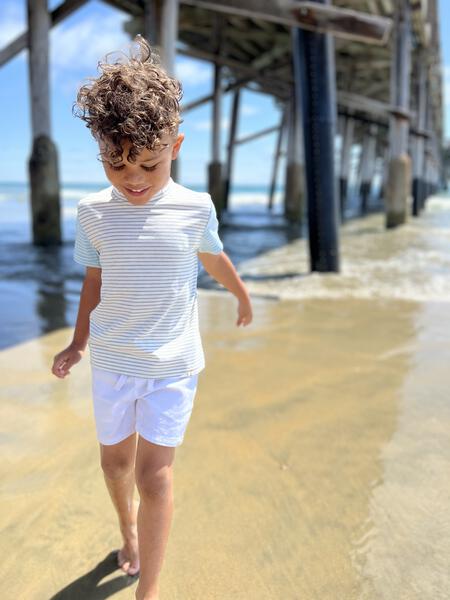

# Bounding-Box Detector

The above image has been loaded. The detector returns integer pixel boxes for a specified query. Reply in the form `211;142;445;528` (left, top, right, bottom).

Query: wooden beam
181;78;247;113
101;0;144;17
235;124;280;146
180;0;392;45
177;46;291;94
337;90;416;121
291;2;392;45
0;0;88;67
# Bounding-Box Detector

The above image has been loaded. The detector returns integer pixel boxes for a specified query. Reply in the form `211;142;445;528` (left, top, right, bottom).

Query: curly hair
72;34;183;164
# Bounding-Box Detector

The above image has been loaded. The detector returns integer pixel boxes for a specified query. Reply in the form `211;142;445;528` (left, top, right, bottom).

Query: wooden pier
0;0;444;272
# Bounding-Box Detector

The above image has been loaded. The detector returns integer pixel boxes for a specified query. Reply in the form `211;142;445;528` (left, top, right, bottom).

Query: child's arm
51;266;102;378
198;251;252;326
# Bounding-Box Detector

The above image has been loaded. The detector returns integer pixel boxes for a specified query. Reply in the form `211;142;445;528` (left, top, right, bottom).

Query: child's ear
171;133;184;160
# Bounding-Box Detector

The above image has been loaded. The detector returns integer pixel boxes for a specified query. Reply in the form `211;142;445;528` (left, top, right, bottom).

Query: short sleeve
74;207;101;267
198;197;224;254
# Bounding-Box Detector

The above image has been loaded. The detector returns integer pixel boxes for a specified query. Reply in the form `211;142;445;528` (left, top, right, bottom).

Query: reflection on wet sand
2;196;450;598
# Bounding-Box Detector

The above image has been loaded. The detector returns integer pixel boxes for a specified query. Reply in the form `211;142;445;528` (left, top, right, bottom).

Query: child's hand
51;343;84;378
236;295;253;327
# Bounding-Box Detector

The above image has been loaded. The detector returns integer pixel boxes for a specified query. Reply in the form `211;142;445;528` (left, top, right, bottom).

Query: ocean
0;179;436;351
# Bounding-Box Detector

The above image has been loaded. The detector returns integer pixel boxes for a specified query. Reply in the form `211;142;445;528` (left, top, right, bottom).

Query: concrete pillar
359;125;378;214
385;0;412;228
412;48;427;217
27;0;61;246
283;94;305;226
160;0;178;75
339;115;354;220
162;0;180;181
223;88;241;211
293;6;340;273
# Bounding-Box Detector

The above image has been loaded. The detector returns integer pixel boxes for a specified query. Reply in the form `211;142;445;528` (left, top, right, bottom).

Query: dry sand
2;286;450;599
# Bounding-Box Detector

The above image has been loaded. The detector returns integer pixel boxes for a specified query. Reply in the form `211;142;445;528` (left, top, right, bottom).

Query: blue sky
0;0;449;186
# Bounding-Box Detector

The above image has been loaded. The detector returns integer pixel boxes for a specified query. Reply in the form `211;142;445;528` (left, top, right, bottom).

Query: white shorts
90;367;199;447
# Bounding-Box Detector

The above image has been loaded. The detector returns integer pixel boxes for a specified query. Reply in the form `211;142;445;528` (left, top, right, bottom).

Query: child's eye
142;165;158;172
110;164;125;171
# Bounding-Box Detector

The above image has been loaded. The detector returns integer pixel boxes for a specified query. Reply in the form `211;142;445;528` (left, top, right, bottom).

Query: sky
0;0;449;186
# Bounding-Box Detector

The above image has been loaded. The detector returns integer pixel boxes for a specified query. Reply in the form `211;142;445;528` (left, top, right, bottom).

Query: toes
127;563;140;576
117;549;131;572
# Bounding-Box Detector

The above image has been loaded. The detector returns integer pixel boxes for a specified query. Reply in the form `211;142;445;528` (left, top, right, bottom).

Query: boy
51;35;252;600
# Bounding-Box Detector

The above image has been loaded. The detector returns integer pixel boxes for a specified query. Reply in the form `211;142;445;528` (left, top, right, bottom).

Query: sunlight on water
238;195;450;302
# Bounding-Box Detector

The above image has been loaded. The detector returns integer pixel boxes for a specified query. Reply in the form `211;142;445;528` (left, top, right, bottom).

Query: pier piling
293;5;340;273
27;0;61;246
385;0;412;228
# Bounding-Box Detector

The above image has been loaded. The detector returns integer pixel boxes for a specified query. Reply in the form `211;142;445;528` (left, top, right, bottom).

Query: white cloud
192;117;230;131
241;104;260;116
0;2;25;51
50;11;130;74
175;59;212;86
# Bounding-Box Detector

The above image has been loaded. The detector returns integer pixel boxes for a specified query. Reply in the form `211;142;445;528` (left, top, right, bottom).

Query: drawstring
113;373;156;393
113;373;128;391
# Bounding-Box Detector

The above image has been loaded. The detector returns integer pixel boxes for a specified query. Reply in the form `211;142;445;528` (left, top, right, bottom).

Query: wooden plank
180;0;392;45
101;0;144;17
0;0;88;67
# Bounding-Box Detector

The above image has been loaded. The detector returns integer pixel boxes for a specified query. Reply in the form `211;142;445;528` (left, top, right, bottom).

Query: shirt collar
111;177;174;205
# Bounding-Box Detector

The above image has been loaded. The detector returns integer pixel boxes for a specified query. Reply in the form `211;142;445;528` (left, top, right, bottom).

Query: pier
0;0;444;268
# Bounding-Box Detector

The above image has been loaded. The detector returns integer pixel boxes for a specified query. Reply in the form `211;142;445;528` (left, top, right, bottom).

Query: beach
1;193;450;598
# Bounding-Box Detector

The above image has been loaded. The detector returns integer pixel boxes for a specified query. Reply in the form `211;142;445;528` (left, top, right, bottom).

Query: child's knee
135;467;173;501
100;436;136;479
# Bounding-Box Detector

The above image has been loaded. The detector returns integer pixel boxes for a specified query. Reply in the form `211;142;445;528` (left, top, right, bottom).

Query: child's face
99;131;184;205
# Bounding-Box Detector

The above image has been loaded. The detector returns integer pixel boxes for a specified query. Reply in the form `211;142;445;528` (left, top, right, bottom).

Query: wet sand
2;201;450;599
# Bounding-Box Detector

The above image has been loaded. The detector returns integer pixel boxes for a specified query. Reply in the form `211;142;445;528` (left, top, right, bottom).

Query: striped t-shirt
74;176;223;378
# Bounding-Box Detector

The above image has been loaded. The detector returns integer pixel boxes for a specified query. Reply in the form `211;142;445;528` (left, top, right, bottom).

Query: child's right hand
51;343;84;379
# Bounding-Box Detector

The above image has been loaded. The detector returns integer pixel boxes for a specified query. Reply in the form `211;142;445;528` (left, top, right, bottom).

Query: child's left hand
236;295;253;327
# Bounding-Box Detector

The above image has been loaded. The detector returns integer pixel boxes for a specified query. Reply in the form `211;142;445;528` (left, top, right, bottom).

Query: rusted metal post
293;0;340;272
385;0;412;228
27;0;61;246
223;88;241;211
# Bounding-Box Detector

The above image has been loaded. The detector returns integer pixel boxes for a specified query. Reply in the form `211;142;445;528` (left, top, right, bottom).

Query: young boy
51;35;252;600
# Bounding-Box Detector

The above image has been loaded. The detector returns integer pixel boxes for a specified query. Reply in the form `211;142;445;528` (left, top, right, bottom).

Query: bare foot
135;584;159;600
117;499;140;576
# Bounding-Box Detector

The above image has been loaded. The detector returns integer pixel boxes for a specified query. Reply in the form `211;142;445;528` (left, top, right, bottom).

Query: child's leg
134;435;176;600
100;432;140;575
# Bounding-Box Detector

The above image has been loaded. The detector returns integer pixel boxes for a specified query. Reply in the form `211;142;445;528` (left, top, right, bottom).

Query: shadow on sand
49;550;138;600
